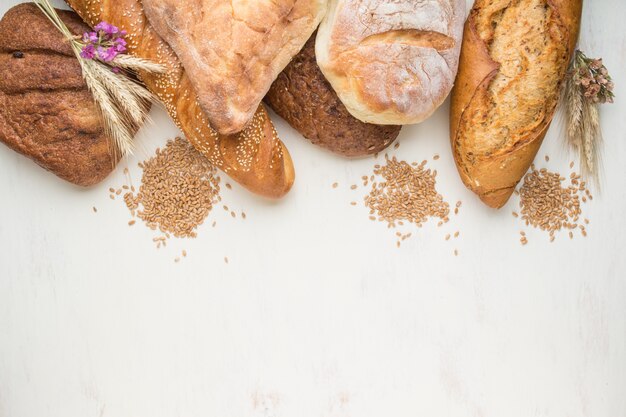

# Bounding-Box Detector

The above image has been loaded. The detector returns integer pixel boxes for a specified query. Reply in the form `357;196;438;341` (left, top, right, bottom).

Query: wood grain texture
0;2;625;417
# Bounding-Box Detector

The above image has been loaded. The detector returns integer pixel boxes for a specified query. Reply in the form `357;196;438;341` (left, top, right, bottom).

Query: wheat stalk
80;59;141;157
35;0;164;158
581;102;602;183
111;54;166;74
565;72;583;151
562;50;612;189
88;62;152;125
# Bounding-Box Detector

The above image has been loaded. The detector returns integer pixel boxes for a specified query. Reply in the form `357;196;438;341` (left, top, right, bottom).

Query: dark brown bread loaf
0;3;125;187
265;33;401;158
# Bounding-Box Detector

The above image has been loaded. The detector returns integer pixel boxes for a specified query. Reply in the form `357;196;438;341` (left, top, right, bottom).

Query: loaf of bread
450;0;583;208
265;33;401;157
66;0;295;199
316;0;465;125
0;4;123;186
142;0;327;136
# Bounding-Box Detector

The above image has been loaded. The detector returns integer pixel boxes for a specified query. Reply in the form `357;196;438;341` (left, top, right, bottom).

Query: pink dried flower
584;83;601;99
79;21;128;69
80;43;96;59
114;37;127;53
83;31;98;43
94;21;121;36
572;50;615;105
96;46;116;62
589;59;603;70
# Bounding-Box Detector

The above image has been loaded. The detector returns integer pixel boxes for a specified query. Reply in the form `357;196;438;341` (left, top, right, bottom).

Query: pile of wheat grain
516;164;591;243
364;155;450;229
122;137;221;238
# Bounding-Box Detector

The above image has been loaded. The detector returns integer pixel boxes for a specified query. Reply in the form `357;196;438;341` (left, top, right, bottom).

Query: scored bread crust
0;4;120;187
316;0;465;126
450;0;583;208
142;0;327;136
65;0;295;199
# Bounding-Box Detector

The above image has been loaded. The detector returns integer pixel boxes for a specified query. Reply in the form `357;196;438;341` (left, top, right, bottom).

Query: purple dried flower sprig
35;0;165;158
79;22;127;67
72;21;164;74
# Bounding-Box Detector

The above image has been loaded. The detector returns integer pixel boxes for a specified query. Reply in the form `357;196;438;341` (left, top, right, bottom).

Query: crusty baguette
450;0;583;208
66;0;295;199
265;33;401;157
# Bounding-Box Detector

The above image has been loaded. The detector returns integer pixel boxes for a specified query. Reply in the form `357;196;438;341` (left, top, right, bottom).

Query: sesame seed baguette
65;0;295;199
450;0;582;208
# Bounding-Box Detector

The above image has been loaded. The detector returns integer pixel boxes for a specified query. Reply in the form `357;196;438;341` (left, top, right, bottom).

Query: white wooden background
1;1;625;416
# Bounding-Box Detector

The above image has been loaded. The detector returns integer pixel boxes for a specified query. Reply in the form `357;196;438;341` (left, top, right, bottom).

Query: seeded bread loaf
0;4;120;186
265;33;401;157
450;0;583;208
66;0;295;199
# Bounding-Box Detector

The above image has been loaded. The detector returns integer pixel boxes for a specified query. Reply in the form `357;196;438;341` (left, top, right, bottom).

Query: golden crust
142;0;327;135
66;0;295;199
450;0;583;208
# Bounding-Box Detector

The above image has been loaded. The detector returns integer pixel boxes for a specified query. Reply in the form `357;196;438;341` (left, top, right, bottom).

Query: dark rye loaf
265;33;401;158
0;3;128;186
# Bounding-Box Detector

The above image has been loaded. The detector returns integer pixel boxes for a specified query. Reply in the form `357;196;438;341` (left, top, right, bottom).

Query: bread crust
265;33;401;157
450;0;582;208
316;0;465;125
66;0;295;199
142;0;327;135
0;4;120;186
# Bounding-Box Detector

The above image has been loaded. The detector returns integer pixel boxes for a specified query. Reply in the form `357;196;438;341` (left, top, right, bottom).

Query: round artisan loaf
265;33;401;157
316;0;465;125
